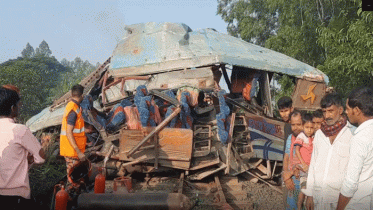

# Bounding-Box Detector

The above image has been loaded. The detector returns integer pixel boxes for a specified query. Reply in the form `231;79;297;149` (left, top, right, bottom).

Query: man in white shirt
0;87;45;210
336;87;373;210
304;93;354;209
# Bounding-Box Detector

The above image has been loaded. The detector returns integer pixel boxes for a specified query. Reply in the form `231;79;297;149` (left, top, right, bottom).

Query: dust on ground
104;173;284;210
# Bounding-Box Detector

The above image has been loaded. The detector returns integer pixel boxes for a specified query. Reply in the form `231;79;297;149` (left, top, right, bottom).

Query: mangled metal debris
26;22;330;209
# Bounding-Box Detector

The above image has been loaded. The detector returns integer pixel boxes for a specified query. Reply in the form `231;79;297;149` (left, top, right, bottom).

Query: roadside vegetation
0;40;98;122
217;0;373;97
0;42;98;208
29;133;65;209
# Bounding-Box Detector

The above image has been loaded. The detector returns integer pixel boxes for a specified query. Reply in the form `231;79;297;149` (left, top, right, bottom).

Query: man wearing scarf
303;93;354;209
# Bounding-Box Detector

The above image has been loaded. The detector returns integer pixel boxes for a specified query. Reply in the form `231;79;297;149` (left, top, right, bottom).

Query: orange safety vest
60;101;86;157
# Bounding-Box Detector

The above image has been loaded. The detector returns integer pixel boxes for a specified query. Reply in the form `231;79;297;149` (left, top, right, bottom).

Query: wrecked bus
26;22;329;209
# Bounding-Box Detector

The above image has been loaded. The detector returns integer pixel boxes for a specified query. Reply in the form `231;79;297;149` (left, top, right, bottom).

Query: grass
29;133;66;209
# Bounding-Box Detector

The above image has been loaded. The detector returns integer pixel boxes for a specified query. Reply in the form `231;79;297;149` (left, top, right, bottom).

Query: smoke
84;3;126;42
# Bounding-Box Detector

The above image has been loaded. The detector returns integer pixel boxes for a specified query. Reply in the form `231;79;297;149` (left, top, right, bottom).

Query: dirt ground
104;173;284;210
239;179;283;210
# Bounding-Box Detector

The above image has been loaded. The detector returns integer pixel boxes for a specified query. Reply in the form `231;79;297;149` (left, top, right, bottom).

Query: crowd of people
280;87;373;210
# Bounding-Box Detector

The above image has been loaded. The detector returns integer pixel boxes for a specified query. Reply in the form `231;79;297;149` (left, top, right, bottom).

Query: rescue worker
60;84;87;184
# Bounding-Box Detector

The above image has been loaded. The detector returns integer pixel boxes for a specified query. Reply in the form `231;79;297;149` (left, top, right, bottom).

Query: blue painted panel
109;22;329;84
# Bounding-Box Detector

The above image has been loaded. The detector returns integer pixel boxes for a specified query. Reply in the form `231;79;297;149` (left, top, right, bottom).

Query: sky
0;0;227;65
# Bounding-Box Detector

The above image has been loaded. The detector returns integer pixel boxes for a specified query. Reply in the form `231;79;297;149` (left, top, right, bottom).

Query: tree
49;57;96;101
60;58;70;67
35;40;52;57
217;0;371;97
21;43;35;58
217;0;278;46
0;56;68;121
317;1;372;95
1;43;98;122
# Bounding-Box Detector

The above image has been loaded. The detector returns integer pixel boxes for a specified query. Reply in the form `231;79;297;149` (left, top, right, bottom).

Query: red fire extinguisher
94;167;105;194
55;185;69;210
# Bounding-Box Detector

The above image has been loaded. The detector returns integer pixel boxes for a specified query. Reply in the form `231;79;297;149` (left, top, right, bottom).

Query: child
312;109;324;131
294;113;315;210
277;96;294;123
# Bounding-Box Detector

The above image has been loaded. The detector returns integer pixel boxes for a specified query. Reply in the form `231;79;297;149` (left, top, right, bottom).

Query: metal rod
177;173;185;194
272;161;277;179
154;135;159;169
101;71;109;104
127;107;182;157
77;193;192;210
267;160;272;179
121;157;152;167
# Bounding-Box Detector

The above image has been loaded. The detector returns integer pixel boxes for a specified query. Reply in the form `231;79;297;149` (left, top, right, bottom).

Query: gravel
240;180;283;210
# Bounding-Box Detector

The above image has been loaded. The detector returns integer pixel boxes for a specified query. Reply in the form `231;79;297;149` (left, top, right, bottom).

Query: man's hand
336;193;352;210
306;196;314;210
301;164;309;173
283;170;295;191
27;152;34;165
284;178;295;191
296;164;309;173
283;170;292;180
293;167;300;179
77;150;87;162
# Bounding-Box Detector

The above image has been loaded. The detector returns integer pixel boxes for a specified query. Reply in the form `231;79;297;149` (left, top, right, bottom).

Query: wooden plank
241;172;259;183
119;128;193;170
225;112;236;174
257;164;269;175
178;173;184;194
266;160;272;178
214;175;234;210
214;175;225;202
231;146;249;171
218;145;244;176
245;171;283;194
188;163;226;181
248;158;263;169
189;152;220;171
126;107;181;157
